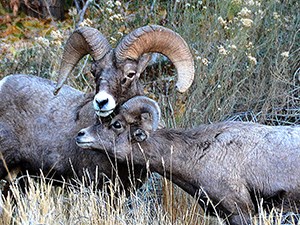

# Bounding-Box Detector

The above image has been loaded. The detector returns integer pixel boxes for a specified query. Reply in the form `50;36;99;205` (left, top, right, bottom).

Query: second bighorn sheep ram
54;25;194;117
76;96;300;225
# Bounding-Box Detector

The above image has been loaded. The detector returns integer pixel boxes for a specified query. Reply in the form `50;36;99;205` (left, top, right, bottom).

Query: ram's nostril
97;98;109;109
77;131;85;137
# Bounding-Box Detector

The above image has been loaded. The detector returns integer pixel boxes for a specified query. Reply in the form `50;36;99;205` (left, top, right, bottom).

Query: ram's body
0;74;145;190
76;96;300;225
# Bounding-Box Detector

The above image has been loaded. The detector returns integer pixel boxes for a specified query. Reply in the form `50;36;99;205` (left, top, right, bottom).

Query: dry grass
0;172;207;225
0;0;299;224
1;172;299;225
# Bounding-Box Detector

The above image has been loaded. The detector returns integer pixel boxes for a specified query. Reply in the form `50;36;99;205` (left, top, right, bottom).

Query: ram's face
92;53;144;117
76;117;132;161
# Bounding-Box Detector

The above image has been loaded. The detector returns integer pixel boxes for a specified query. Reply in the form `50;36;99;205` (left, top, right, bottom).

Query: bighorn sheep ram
0;74;145;191
53;24;194;117
76;96;300;225
0;25;194;190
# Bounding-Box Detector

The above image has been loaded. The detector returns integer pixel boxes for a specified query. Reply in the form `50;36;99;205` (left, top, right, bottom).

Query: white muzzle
93;91;116;117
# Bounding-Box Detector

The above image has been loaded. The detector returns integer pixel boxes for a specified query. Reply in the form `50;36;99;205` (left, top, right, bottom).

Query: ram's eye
112;121;122;129
127;71;136;79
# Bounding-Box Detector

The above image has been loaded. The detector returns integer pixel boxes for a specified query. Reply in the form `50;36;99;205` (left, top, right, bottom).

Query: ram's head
54;25;194;117
76;96;161;160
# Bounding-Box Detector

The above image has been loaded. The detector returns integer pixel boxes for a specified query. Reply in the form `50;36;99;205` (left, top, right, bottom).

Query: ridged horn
115;25;194;93
54;27;112;95
121;96;161;131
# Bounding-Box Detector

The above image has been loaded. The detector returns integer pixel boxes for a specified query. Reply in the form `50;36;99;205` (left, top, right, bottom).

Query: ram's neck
75;93;96;126
134;128;210;195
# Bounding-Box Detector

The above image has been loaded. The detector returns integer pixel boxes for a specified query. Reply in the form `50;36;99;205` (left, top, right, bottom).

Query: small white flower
238;7;251;18
106;8;113;14
241;18;253;28
51;30;63;40
196;56;202;61
79;18;93;27
218;16;227;26
248;55;257;65
35;37;50;47
115;1;121;6
280;51;289;58
117;31;123;37
109;14;124;21
273;12;280;20
68;7;77;17
106;0;114;7
229;44;237;50
245;0;254;5
257;9;264;17
246;42;253;49
110;37;117;44
202;58;210;66
218;45;227;55
51;40;62;46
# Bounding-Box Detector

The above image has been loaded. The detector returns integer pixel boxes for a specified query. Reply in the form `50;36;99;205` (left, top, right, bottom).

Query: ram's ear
136;53;152;77
132;128;148;142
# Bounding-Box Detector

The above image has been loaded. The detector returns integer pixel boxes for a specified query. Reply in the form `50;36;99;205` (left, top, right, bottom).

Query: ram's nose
95;98;109;109
76;129;86;143
77;129;86;137
93;91;116;117
76;128;93;148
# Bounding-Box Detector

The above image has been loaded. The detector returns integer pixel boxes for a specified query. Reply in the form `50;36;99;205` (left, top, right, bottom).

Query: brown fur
91;52;148;105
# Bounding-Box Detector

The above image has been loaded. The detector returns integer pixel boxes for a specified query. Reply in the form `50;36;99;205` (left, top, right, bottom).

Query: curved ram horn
115;25;195;93
121;96;161;131
54;27;112;95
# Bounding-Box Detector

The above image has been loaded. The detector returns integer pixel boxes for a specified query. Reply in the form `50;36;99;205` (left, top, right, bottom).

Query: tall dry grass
1;171;299;225
0;0;299;224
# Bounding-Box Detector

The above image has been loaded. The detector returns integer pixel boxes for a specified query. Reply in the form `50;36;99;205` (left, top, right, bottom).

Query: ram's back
0;74;91;176
196;122;300;202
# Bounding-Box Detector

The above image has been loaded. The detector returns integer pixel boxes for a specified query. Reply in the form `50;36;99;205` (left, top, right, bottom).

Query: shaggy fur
77;99;300;225
0;74;145;191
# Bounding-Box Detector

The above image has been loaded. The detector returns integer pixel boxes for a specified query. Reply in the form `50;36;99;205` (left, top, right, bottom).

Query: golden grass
1;172;299;225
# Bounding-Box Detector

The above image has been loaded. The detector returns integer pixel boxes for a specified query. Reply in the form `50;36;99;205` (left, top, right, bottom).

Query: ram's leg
228;213;251;225
0;122;21;196
0;160;8;181
4;167;20;182
221;184;255;225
